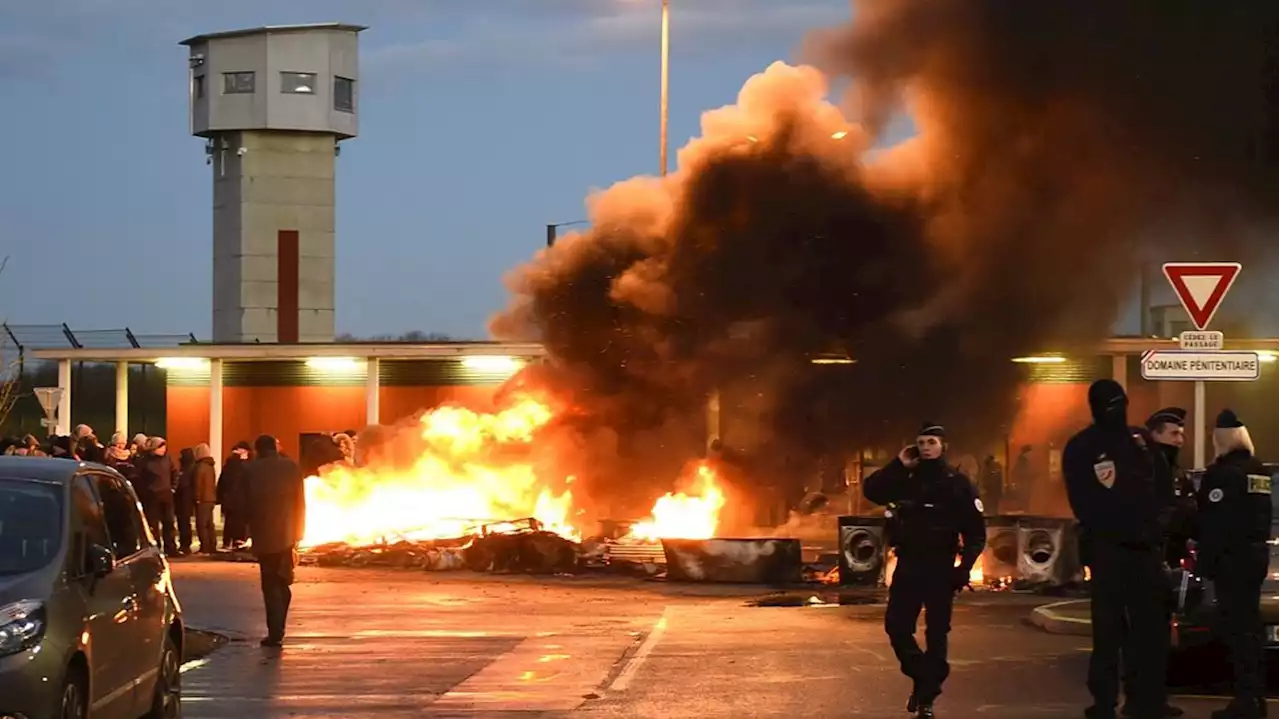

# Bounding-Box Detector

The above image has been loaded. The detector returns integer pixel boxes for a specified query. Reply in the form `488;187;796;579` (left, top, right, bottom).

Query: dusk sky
0;0;858;340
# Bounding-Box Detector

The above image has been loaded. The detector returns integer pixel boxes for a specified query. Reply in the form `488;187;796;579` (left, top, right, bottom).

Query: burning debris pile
296;399;732;576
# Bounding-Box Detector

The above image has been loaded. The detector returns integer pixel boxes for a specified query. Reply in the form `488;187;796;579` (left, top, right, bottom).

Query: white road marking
609;607;669;692
179;658;209;674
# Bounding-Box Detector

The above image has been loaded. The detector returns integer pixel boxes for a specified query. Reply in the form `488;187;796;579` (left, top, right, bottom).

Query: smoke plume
491;0;1276;509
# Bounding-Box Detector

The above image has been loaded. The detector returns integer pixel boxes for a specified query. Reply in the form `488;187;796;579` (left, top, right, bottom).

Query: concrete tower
182;23;364;343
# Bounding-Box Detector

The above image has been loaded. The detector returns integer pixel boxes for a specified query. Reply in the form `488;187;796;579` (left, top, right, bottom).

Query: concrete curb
1027;599;1093;636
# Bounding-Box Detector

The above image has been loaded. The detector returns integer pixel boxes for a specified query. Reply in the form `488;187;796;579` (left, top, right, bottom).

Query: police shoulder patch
974;498;984;513
1208;488;1225;503
1246;474;1272;495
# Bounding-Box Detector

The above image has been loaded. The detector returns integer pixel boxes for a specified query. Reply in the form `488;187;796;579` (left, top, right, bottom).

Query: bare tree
0;256;18;429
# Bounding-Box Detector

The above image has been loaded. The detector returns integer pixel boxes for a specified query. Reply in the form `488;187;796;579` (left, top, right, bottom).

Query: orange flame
300;395;578;547
626;463;727;541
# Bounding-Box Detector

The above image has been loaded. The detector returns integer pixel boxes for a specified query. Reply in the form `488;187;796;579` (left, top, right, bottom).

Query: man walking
863;422;986;718
1196;410;1271;719
245;435;307;647
1063;380;1176;719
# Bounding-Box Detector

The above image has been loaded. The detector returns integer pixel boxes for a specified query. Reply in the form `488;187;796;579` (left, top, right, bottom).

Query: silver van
0;457;184;719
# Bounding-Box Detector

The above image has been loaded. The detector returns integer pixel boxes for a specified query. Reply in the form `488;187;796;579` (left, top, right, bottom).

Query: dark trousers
258;550;297;641
885;560;955;702
175;501;195;552
1215;545;1269;707
143;499;178;555
221;510;248;547
1087;542;1169;717
196;503;217;552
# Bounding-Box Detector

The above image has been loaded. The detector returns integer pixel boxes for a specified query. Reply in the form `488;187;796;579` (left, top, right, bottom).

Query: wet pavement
172;561;1279;718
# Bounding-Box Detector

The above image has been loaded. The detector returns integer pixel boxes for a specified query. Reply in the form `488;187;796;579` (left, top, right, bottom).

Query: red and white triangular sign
1161;262;1241;331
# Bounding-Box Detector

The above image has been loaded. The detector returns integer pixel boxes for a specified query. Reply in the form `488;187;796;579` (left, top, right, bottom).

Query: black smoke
491;0;1277;509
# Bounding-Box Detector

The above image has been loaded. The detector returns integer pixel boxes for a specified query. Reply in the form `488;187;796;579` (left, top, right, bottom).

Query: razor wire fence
1;323;200;438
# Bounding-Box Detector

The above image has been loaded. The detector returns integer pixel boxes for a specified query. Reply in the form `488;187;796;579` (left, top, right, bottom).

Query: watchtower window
193;74;205;99
223;71;255;94
334;76;355;112
281;72;317;94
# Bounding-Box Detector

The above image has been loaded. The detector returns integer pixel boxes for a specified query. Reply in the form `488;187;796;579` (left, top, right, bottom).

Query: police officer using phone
1196;410;1272;719
1064;380;1176;719
864;422;986;719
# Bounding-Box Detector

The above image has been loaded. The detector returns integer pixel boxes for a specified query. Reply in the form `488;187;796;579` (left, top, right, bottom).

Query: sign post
1145;262;1250;468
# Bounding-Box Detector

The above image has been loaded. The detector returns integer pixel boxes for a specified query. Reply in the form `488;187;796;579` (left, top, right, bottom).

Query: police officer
1196;410;1271;719
1118;408;1191;718
1146;407;1193;569
864;422;985;719
1063;380;1175;719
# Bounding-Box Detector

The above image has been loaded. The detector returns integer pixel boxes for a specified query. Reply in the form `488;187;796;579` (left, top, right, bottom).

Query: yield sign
1161;262;1241;331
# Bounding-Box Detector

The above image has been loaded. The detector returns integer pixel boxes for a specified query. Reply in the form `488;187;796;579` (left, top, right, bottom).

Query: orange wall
165;385;502;459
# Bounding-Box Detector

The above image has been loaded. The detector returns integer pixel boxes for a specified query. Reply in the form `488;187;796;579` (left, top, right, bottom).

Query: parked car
0;457;184;719
1168;462;1279;684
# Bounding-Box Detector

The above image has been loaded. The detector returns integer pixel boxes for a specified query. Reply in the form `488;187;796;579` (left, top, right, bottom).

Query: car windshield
0;478;63;576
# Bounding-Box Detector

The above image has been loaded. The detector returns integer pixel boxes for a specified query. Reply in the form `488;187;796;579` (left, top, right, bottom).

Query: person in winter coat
245;434;307;646
104;432;138;488
217;441;252;549
136;437;179;554
191;443;219;553
174;447;197;554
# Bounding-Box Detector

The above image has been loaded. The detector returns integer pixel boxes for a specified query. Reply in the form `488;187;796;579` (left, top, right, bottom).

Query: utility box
181;23;365;344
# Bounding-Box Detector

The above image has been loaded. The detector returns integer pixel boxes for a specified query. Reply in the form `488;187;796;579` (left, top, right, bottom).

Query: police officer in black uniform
864;422;986;719
1063;379;1176;719
1146;407;1193;569
1196;409;1272;719
1118;408;1191;718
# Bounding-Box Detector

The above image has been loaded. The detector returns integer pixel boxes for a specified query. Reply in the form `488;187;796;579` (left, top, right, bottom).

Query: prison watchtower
182;23;365;343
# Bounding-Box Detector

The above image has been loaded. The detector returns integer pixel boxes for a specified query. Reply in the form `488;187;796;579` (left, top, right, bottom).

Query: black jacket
1063;424;1170;548
217;456;249;514
1195;449;1273;578
245;453;307;556
864;457;986;571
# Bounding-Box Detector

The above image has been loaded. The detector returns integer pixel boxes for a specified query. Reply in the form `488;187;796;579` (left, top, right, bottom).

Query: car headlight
0;600;46;657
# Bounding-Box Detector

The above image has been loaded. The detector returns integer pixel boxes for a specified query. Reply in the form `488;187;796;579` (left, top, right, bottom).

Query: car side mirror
87;544;115;578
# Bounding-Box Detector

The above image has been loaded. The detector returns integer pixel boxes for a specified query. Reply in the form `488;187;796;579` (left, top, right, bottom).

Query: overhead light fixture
305;357;363;372
461;355;526;373
830;130;849;140
155;357;209;370
1011;355;1067;364
811;357;855;365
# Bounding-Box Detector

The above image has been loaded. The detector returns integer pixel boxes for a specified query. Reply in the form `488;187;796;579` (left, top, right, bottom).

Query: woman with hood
217;441;252;549
104;432;139;487
191;443;219;553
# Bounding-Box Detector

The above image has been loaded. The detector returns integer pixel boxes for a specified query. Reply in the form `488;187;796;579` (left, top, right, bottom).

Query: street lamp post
659;0;670;177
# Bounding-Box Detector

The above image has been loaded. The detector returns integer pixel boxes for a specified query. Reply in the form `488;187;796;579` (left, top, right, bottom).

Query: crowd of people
1;424;342;648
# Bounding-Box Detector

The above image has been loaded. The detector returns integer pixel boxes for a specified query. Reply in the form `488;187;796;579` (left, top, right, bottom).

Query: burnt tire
57;664;87;719
144;631;182;718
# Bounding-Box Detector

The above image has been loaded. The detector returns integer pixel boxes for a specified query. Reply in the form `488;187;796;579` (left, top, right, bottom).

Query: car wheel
58;666;87;719
144;632;182;718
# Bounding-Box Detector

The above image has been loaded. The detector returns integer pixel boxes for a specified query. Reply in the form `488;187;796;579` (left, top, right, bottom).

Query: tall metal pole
659;0;670;177
1193;379;1206;469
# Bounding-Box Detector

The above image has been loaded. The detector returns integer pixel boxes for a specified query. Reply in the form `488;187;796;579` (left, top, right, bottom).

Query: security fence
1;323;200;438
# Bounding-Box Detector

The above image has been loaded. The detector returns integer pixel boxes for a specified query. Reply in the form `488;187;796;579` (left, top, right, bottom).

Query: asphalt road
172;561;1279;718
